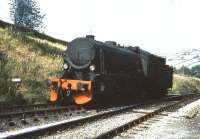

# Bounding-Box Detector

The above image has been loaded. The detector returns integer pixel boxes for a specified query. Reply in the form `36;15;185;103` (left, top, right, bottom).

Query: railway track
0;95;181;121
0;103;57;113
0;105;85;132
0;101;158;139
0;105;82;119
45;96;198;139
95;94;200;139
0;94;195;139
96;105;179;138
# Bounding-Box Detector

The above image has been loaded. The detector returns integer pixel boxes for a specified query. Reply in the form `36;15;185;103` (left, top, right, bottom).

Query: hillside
0;28;65;105
0;19;68;45
161;49;200;68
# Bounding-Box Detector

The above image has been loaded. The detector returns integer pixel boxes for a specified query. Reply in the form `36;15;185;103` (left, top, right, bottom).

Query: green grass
0;28;64;105
172;74;200;95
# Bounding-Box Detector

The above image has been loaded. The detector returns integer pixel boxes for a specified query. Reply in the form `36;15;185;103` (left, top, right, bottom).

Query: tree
177;66;191;76
191;65;200;78
10;0;45;35
175;64;200;78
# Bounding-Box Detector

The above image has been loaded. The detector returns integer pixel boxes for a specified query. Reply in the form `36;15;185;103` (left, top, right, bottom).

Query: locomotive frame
49;35;173;105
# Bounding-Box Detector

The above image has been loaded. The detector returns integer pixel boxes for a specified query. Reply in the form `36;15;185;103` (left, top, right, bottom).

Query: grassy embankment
172;74;200;95
0;28;65;105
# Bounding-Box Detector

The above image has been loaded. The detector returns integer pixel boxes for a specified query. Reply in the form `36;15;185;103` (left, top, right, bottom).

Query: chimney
86;35;95;40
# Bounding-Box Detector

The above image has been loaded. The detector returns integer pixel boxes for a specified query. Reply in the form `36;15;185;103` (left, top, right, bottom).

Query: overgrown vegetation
172;74;200;95
0;28;64;105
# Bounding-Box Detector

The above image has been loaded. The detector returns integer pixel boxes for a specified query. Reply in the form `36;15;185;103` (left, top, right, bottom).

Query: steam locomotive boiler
49;35;173;105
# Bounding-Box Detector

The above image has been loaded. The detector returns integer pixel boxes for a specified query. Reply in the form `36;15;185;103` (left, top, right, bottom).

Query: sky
0;0;200;54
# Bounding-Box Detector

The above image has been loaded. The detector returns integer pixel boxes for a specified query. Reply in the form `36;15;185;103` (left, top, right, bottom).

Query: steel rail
94;95;200;139
0;101;154;139
1;94;198;139
0;105;81;119
0;103;56;113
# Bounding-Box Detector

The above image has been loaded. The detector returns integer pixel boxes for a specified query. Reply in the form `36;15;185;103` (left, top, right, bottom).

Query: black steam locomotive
49;35;173;105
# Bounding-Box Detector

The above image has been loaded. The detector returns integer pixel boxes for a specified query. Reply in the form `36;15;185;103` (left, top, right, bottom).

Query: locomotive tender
49;35;173;105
